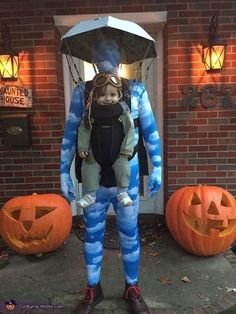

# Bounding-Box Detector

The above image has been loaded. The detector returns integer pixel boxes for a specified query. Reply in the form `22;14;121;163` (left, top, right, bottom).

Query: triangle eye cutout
221;193;231;207
35;206;56;219
207;201;219;215
190;192;201;206
10;208;21;221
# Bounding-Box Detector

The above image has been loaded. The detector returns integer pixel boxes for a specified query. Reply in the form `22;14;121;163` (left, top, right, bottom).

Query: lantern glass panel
0;54;19;79
203;45;225;72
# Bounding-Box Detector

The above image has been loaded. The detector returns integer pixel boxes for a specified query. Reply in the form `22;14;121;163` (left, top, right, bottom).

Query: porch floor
1;226;236;314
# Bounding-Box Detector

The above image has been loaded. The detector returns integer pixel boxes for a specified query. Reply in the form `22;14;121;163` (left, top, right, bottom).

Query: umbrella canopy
61;16;157;64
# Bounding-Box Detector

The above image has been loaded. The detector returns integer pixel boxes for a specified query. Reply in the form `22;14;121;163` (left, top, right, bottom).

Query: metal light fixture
0;24;19;80
202;14;226;73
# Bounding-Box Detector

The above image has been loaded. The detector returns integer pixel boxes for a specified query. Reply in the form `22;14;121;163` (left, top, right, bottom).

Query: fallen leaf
159;277;172;286
181;276;191;283
148;252;159;257
35;253;43;258
197;294;209;301
149;241;157;246
226;287;236;292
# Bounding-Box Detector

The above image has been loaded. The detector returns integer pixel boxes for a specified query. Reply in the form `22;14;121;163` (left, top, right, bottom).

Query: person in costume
60;39;162;314
77;72;134;208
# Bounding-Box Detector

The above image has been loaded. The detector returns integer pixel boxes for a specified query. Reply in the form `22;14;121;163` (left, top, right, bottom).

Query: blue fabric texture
60;42;162;285
92;39;121;73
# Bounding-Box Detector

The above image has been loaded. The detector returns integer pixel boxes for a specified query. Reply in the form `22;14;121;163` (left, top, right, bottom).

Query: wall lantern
202;14;226;73
0;24;19;80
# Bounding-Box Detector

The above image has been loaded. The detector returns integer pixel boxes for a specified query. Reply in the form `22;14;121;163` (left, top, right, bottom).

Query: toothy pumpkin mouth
6;226;53;248
183;213;236;237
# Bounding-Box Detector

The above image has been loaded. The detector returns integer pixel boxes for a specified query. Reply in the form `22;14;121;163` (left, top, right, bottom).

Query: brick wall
165;1;236;200
0;3;65;206
0;0;235;208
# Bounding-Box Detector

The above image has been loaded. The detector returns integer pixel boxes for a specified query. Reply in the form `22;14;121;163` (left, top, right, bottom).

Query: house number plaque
182;84;235;109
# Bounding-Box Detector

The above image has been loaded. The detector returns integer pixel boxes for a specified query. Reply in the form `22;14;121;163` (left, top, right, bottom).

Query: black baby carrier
75;78;148;187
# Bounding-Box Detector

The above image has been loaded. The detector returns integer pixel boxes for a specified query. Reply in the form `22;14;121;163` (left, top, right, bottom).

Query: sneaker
74;282;104;314
77;194;96;209
117;192;133;207
124;283;150;314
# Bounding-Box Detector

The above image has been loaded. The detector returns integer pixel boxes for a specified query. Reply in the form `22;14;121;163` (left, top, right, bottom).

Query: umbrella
61;15;156;64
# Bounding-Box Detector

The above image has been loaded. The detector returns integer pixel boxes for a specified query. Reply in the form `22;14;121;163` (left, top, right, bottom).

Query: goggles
92;73;122;89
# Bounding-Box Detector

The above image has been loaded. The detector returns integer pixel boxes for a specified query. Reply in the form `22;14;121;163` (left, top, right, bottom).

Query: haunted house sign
0;85;32;108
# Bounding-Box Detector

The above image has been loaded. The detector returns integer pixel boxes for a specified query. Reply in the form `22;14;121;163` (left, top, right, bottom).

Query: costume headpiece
86;72;122;109
92;39;121;73
85;72;122;129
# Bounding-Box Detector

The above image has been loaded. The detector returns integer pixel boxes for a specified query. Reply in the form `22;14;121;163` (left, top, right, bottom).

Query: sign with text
0;85;32;108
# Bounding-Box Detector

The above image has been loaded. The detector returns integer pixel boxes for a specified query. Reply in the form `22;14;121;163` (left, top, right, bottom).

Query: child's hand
120;153;130;159
79;151;89;158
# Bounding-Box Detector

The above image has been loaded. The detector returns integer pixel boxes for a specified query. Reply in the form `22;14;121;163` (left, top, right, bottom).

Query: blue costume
60;39;162;313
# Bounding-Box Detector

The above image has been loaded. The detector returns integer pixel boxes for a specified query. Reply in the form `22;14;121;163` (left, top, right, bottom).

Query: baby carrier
89;101;125;167
75;78;148;187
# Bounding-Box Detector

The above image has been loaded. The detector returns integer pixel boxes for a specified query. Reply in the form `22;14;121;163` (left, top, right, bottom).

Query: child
77;72;134;208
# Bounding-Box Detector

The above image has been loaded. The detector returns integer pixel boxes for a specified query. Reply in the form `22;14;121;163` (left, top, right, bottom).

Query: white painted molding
54;11;167;35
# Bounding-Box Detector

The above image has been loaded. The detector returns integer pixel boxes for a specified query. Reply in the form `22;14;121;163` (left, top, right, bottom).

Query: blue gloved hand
61;173;76;202
147;166;162;197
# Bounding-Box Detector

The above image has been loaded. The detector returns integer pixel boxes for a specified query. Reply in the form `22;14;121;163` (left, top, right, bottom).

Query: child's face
95;84;120;106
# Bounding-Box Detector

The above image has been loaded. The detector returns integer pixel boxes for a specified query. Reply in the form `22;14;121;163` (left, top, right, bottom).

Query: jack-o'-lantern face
165;186;236;256
0;194;72;255
4;205;56;249
183;190;236;237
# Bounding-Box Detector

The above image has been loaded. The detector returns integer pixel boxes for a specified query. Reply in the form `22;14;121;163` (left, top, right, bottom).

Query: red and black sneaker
124;282;150;314
74;282;104;314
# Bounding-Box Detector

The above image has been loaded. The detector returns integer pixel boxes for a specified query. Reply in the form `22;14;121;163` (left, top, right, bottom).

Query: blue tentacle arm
136;83;162;197
60;84;85;202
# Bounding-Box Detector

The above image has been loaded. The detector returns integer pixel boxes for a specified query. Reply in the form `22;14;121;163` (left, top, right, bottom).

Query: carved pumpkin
0;193;72;255
165;186;236;256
